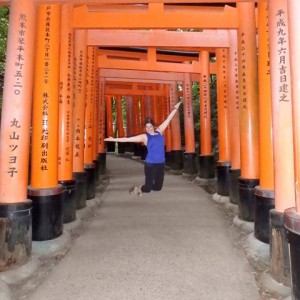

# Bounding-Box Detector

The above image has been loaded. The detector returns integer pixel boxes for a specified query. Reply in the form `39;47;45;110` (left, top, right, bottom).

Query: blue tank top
145;131;165;163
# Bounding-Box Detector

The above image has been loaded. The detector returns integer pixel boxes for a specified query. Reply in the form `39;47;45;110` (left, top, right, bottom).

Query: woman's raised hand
174;100;183;110
104;136;114;142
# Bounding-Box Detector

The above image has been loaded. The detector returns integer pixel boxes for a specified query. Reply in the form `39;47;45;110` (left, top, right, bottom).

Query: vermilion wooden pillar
92;53;100;186
0;0;36;270
284;0;300;296
216;48;231;196
268;0;294;288
84;46;96;200
116;95;126;154
105;95;115;152
199;51;214;179
133;95;142;157
97;78;107;176
58;4;76;223
28;5;63;241
164;85;172;166
254;2;275;245
125;95;135;153
183;72;197;175
228;30;241;205
73;29;88;209
169;82;183;171
237;3;260;222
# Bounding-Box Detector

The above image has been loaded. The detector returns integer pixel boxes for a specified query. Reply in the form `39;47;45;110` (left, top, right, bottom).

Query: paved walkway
24;154;261;300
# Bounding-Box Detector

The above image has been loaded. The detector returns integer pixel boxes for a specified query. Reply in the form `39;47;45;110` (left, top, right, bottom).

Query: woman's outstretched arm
104;134;147;144
157;100;182;133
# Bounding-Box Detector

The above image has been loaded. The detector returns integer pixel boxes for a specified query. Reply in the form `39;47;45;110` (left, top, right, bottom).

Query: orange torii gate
1;1;300;298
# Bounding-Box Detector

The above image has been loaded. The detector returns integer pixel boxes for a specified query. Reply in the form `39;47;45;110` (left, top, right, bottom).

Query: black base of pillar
284;208;300;298
93;159;100;186
84;163;96;200
117;142;126;154
106;141;115;153
140;145;147;161
229;168;240;205
165;151;172;167
133;144;142;157
97;153;106;175
183;152;198;175
73;171;87;209
216;162;231;196
198;155;215;179
270;209;290;286
0;200;32;271
125;142;134;153
28;185;63;241
171;150;183;170
59;179;76;224
238;178;259;222
254;186;275;243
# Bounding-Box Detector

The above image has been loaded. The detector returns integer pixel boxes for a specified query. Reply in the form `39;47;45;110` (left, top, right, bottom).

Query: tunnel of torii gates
1;0;300;297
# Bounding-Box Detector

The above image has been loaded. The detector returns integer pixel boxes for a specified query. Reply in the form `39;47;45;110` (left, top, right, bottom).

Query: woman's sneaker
129;186;143;196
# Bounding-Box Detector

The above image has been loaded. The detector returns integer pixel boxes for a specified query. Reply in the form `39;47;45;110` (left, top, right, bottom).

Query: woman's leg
141;163;154;193
152;163;165;191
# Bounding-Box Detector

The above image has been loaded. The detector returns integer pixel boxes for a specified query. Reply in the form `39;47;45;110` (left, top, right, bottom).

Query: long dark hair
143;117;156;127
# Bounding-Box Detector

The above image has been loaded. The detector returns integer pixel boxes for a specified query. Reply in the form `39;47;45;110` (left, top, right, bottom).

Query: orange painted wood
257;2;274;190
237;2;259;179
169;82;182;151
183;72;196;153
106;96;114;137
268;0;295;212
88;29;229;48
84;46;96;165
93;59;99;160
287;0;300;211
98;78;106;154
0;0;36;203
125;96;134;136
58;4;74;181
216;48;230;162
199;51;212;155
73;4;239;29
73;30;87;173
228;30;240;170
133;96;140;135
164;85;172;153
31;5;61;188
116;96;125;138
98;54;217;74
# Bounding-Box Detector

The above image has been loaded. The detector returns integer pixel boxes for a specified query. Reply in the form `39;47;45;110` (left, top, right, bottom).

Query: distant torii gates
0;1;300;299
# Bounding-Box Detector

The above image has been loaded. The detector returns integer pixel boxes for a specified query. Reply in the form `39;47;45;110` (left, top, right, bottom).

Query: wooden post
84;46;96;200
268;0;294;287
284;0;300;297
73;29;88;209
58;3;76;223
183;71;197;175
237;2;259;222
228;29;241;205
199;51;214;179
254;2;275;244
105;95;115;152
216;48;231;196
0;0;36;270
169;82;183;171
28;4;63;241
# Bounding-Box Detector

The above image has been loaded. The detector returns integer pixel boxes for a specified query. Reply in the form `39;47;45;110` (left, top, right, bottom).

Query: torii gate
1;1;300;299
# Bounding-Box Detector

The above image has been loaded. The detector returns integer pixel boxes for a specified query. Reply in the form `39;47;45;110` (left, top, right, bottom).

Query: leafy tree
0;6;9;109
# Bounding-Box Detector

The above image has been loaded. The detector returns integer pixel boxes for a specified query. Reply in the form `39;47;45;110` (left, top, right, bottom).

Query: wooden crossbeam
73;4;240;29
88;29;229;48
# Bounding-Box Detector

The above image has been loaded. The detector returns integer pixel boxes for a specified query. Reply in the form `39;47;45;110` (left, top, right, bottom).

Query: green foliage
0;6;9;108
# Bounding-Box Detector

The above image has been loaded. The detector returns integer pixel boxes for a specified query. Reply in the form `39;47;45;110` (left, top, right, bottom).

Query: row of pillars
1;1;300;298
0;3;108;270
102;2;300;298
